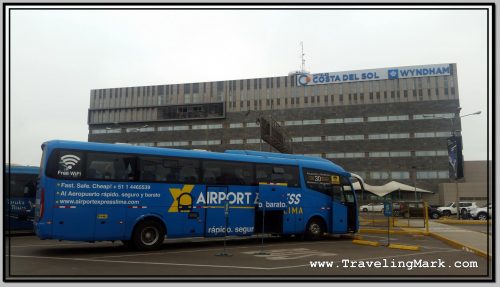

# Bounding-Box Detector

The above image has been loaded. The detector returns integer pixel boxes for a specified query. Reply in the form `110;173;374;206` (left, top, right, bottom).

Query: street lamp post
423;109;481;219
411;166;418;201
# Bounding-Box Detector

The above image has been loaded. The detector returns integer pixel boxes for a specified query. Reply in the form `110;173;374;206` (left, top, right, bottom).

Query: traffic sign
383;201;393;217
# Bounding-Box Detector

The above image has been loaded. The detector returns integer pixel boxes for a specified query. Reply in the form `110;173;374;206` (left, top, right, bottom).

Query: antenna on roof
288;41;310;76
300;41;306;73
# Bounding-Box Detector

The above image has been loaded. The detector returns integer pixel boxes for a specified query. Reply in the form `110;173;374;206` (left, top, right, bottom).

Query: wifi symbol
61;155;80;170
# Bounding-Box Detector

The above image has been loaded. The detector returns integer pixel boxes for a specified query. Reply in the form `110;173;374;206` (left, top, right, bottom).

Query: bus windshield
6;166;38;232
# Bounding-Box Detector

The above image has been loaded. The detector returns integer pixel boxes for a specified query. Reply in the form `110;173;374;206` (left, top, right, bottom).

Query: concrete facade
88;63;465;205
439;161;492;206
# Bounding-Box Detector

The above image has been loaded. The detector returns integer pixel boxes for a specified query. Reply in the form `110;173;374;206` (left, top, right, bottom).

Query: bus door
331;178;357;233
257;183;288;234
204;185;255;237
204;186;229;237
331;185;348;234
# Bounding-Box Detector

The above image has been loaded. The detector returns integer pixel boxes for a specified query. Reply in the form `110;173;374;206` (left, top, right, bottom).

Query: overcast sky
8;7;491;166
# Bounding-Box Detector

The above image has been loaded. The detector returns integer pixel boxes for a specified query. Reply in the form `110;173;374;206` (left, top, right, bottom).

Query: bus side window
46;149;84;179
139;157;172;182
202;160;253;185
342;185;355;203
331;186;343;202
87;152;137;181
178;159;200;184
255;165;271;183
256;164;299;187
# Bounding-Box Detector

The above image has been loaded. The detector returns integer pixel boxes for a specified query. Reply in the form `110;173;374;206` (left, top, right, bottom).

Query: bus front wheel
131;220;166;251
305;218;325;241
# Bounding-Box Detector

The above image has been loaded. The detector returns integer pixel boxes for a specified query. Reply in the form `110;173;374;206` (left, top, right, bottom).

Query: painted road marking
242;248;336;260
7;254;307;271
89;240;342;260
8;249;463;271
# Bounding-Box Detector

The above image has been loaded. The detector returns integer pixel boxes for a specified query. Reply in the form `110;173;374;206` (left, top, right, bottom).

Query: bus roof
224;150;332;163
5;165;39;174
43;140;348;175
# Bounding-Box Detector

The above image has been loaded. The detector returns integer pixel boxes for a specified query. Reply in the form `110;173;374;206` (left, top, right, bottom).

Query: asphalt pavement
5;233;492;280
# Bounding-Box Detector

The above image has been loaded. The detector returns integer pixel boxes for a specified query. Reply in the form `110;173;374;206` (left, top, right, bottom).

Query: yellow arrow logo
168;185;195;212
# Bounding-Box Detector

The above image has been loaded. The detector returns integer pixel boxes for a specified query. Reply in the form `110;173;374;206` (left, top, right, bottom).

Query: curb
437;219;492;225
359;228;428;235
352;239;381;247
429;232;492;259
388;243;420;251
359;228;490;259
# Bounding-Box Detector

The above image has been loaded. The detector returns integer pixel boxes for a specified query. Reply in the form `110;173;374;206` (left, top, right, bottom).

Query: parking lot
5;233;491;280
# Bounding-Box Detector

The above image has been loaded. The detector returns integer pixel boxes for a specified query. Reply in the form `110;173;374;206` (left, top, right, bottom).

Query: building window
389;133;410;139
368;116;388;122
192;140;208;146
246;122;259;128
414;113;454;120
371;171;390;180
173;125;189;131
345;152;364;158
292;137;303;142
435;131;452;137
207;140;221;145
246;138;261;144
192;124;208;130
158;126;174;132
326;135;344;141
229;139;244;144
302;136;321;142
284;120;302;126
208;124;223;129
303;153;322;158
325;118;343;124
388;115;409;121
415;131;452;138
345;134;364;141
389;151;411;157
172;141;189;146
369;151;390;158
326;152;365;158
158;141;173;147
326;153;344;158
368;134;389;140
391;171;410;179
417;170;448;179
416;150;438;157
230;123;243;128
344;117;363;123
351;171;367;179
302;119;321;125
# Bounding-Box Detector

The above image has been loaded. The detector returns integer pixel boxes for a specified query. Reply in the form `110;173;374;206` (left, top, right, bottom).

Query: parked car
469;204;492;220
437;202;479;217
359;203;384;212
397;202;441;219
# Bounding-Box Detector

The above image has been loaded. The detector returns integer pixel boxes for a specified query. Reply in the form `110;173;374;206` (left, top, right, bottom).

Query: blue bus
5;165;38;232
35;140;359;250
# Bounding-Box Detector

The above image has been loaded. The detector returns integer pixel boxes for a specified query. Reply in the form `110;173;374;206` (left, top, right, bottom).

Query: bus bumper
34;222;52;239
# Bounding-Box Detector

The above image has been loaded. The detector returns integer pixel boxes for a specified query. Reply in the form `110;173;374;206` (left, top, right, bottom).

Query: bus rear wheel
131;220;166;251
305;218;325;241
